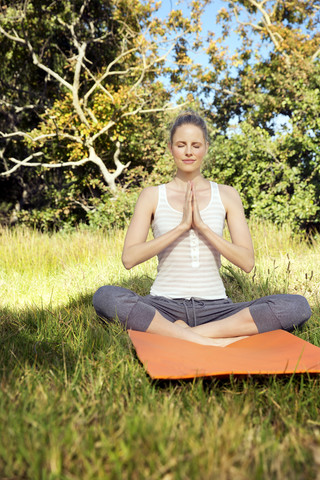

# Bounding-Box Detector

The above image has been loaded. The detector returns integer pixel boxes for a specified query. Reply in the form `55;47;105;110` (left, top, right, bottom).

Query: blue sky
157;1;229;70
156;0;268;71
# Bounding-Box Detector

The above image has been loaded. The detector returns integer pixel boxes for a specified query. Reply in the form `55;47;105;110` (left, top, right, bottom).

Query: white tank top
150;182;227;300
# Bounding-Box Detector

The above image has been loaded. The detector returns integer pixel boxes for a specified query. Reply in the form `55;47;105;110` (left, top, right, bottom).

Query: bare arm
123;182;254;345
192;184;254;273
122;185;193;269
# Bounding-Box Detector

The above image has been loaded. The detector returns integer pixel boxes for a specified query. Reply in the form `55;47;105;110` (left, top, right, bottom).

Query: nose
185;145;192;156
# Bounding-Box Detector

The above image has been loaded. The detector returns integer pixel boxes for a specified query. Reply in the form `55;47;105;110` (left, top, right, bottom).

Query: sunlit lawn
0;221;320;479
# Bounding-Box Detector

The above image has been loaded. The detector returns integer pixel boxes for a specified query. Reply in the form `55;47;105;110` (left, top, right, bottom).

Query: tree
0;0;205;226
200;0;320;230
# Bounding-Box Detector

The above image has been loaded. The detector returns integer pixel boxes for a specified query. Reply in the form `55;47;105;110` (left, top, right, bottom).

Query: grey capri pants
92;286;311;333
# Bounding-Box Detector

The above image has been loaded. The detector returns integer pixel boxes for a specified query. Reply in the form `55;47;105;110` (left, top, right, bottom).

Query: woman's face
169;124;208;173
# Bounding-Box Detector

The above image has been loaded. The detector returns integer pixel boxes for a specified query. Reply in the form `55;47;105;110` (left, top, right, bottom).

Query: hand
190;182;205;231
180;181;193;231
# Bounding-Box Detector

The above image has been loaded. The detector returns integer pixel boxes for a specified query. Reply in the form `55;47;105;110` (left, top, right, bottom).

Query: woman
93;111;311;346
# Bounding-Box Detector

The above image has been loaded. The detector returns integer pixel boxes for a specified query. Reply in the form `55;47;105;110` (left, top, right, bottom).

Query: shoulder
217;184;244;213
138;185;159;200
134;185;159;212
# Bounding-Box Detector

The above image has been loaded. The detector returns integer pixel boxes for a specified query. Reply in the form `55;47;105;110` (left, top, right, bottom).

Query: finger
190;181;195;197
182;183;193;227
192;186;198;210
185;182;192;203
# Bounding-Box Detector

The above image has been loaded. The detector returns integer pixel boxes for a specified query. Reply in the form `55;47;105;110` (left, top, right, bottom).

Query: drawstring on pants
182;297;197;327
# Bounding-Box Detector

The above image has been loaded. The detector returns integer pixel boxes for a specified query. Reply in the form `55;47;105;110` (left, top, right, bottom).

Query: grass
0;220;320;479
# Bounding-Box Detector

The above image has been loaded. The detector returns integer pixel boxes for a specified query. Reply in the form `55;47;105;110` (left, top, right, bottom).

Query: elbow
122;253;134;270
244;264;254;274
122;257;132;270
243;257;255;274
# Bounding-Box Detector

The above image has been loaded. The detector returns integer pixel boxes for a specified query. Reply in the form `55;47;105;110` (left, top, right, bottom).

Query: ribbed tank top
150;182;227;300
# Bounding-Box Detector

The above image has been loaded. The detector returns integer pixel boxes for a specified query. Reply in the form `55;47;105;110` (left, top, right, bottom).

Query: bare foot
209;336;249;347
184;334;249;347
173;321;249;347
149;315;248;347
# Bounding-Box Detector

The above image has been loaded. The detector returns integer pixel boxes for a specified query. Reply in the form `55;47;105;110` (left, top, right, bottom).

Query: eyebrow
176;140;202;144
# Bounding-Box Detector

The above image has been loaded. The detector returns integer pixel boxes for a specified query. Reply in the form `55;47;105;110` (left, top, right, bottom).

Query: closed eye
175;143;202;148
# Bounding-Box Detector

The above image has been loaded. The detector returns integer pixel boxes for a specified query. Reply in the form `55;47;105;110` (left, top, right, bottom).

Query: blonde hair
170;110;209;144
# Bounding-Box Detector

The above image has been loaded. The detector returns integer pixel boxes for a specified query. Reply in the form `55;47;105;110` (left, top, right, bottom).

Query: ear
168;142;173;154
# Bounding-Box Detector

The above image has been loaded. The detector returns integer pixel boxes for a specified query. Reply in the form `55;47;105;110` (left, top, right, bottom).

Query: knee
292;295;312;328
93;285;111;311
251;294;312;333
93;285;145;330
280;294;312;331
92;285;123;320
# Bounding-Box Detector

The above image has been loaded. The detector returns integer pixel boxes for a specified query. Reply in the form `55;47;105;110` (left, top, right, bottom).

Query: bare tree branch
229;0;291;66
90;121;116;143
87;145;130;193
232;5;264;32
0;25;74;91
312;46;320;62
57;16;91;126
0;131;81;143
0;153;99;177
202;83;247;101
0;151;44;176
73;199;96;213
83;44;142;105
0;140;131;194
83;28;184;108
0;4;193;194
0;100;39;113
82;64;115;104
72;40;90;126
0;25;25;44
122;102;186;118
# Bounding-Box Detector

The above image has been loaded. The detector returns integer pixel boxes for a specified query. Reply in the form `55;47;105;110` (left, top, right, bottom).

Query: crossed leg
193;307;258;337
146;308;256;347
93;286;311;347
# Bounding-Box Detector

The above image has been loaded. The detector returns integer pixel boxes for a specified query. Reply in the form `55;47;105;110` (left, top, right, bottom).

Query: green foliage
203;122;319;230
87;189;140;230
199;0;320;231
2;0;320;232
0;0;197;228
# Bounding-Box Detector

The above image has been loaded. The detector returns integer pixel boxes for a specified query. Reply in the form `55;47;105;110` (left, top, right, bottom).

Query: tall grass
0;220;320;479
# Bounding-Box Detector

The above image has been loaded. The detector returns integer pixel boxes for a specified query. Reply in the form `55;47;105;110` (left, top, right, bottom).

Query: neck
173;171;205;189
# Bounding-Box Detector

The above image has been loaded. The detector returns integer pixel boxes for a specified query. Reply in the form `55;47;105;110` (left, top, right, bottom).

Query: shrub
203;122;320;231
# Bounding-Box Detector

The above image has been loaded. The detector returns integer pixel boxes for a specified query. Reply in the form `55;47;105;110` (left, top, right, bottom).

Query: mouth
182;159;196;164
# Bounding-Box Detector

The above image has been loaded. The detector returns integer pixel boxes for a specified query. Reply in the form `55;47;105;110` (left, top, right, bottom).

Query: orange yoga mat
128;329;320;379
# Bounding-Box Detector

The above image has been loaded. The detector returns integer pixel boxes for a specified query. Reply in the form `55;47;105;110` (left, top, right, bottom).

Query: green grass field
0;221;320;479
